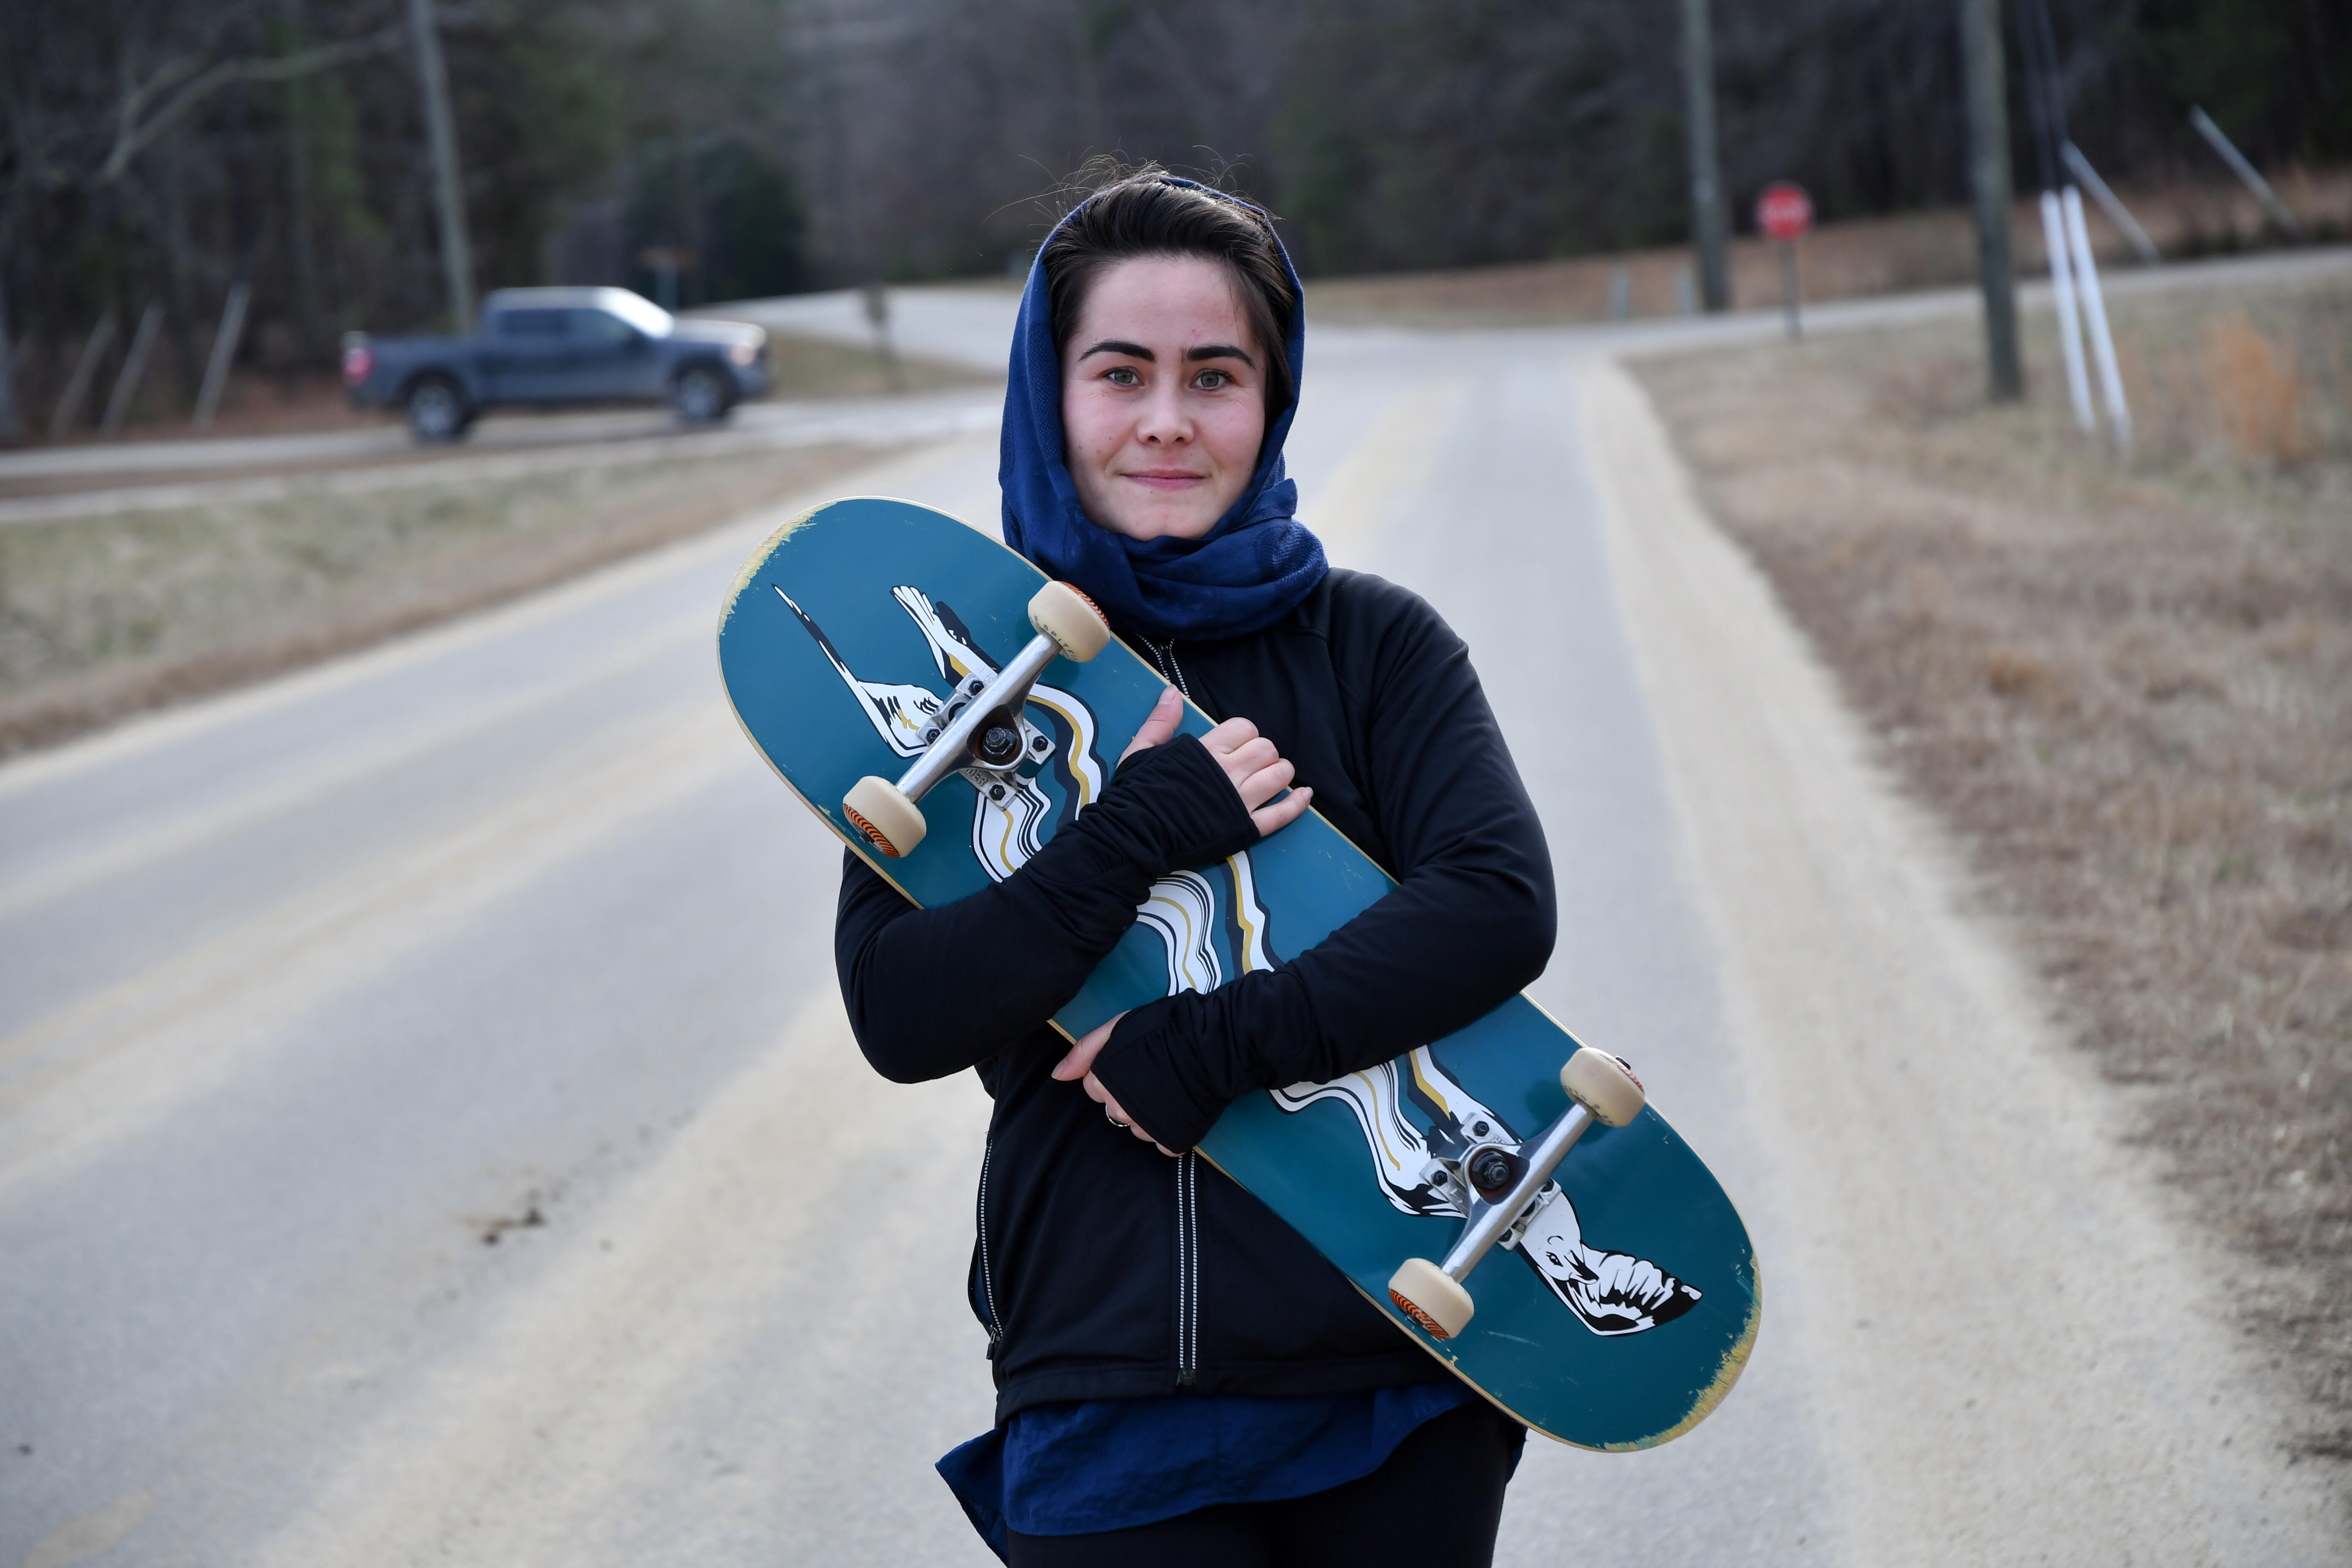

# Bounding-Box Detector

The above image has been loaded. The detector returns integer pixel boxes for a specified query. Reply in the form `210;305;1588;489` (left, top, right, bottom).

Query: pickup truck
343;287;770;441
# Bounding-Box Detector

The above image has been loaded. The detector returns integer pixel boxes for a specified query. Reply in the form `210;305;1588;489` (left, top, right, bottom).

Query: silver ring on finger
1106;1106;1130;1130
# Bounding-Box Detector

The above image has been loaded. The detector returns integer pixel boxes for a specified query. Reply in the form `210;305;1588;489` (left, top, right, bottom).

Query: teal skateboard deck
718;495;1759;1448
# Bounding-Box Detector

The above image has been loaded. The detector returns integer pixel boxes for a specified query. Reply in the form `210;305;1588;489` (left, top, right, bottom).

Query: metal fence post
101;303;165;436
193;282;252;430
49;312;119;440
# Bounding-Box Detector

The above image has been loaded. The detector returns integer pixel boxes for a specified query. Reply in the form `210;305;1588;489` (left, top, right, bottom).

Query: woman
834;170;1557;1566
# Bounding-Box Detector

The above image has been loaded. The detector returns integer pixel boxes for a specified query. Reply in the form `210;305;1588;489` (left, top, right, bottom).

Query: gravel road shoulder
1580;352;2344;1561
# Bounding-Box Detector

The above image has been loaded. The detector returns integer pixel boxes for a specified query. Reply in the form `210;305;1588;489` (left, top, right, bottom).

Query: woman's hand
1053;1013;1178;1156
1121;686;1313;838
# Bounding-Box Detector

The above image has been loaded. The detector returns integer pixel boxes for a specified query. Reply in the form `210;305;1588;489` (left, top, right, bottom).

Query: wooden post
1960;0;2023;402
861;282;904;394
1680;0;1731;312
406;0;475;333
0;273;18;442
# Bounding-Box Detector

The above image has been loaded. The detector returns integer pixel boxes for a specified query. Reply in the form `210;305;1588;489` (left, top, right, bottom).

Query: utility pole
1680;0;1731;311
406;0;475;333
1959;0;2022;401
0;274;19;442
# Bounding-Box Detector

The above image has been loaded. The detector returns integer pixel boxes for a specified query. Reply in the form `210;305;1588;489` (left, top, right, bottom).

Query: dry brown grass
0;441;889;757
1631;274;2352;1456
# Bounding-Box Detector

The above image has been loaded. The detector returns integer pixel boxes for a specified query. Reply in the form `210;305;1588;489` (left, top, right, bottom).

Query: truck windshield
601;292;674;338
569;310;636;345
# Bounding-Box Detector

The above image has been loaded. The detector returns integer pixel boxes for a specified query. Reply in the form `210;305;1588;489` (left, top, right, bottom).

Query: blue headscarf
999;181;1326;642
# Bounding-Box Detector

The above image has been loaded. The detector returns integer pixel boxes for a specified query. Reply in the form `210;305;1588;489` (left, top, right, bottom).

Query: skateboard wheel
844;776;926;858
1029;581;1111;663
1562;1047;1645;1128
1388;1257;1475;1340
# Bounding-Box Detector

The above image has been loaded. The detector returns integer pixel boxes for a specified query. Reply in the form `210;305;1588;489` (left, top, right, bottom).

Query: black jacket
834;569;1557;1422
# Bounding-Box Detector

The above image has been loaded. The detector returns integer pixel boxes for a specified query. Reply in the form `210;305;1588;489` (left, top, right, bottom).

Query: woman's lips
1123;469;1207;490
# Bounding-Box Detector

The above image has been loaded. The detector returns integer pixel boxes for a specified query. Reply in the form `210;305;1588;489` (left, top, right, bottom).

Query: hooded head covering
999;179;1326;642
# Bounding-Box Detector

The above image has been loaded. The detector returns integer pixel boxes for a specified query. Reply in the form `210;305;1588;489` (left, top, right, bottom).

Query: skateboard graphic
719;496;1759;1449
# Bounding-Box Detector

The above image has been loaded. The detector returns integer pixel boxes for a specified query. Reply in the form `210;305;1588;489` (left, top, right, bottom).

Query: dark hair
1040;169;1298;422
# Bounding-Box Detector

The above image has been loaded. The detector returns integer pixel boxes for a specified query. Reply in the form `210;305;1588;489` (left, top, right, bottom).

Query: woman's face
1059;255;1269;543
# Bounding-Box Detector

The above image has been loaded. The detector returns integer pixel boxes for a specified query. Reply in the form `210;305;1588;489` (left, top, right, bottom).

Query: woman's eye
1105;366;1141;387
1194;369;1231;390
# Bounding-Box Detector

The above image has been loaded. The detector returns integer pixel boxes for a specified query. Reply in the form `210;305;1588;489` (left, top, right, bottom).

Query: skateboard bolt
979;724;1022;765
1470;1150;1514;1192
1032;735;1049;751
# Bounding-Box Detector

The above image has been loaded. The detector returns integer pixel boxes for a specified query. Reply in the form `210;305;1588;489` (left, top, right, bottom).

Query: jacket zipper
1143;638;1190;700
1145;637;1204;1387
976;1140;1004;1356
1175;1150;1200;1386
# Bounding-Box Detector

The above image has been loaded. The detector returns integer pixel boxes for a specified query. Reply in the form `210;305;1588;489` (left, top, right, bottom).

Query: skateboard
718;496;1759;1449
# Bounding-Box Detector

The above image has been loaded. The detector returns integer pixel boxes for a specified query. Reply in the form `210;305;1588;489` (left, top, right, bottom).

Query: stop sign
1756;182;1814;242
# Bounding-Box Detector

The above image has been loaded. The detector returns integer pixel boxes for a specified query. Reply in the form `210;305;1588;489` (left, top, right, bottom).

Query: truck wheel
404;376;471;443
672;364;732;426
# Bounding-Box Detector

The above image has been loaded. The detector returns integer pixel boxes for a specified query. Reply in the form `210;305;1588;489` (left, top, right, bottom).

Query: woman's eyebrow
1078;339;1154;361
1185;343;1257;367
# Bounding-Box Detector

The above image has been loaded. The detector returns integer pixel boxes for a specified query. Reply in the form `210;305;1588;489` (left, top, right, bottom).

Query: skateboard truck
1388;1048;1647;1341
842;582;1111;857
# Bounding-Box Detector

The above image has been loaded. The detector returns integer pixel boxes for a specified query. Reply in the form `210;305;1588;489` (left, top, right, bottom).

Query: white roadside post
2039;191;2096;434
2061;186;2131;452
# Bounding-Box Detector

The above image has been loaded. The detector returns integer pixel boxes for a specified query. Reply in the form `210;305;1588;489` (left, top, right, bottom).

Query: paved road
4;264;2347;1564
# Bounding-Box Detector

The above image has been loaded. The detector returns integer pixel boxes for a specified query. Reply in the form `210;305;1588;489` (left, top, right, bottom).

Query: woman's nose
1135;382;1191;444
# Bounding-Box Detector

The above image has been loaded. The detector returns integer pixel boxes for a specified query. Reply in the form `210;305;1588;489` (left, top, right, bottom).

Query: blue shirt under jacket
937;1383;1521;1560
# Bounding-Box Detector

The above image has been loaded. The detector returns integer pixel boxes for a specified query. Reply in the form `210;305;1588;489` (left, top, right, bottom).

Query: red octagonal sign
1756;182;1814;242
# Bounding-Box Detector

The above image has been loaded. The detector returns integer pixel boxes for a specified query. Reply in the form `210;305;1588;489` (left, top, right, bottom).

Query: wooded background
2;0;2346;432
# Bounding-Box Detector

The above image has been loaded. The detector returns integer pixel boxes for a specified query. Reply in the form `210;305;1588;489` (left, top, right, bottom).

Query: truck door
481;307;569;402
564;307;661;400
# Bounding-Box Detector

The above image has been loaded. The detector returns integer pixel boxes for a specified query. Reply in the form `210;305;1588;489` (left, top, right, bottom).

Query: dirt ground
1630;271;2352;1455
0;441;891;757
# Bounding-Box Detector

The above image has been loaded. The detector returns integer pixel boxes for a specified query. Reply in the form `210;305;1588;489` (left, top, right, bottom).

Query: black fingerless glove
1086;990;1228;1151
1080;733;1262;875
986;732;1260;966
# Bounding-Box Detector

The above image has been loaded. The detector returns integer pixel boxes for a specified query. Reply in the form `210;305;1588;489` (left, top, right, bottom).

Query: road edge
1575;352;2344;1562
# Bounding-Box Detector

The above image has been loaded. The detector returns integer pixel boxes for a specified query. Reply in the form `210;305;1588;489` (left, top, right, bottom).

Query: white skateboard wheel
1562;1048;1645;1127
1029;581;1111;662
1388;1257;1475;1340
844;775;926;858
